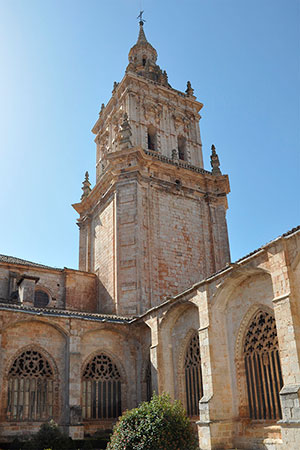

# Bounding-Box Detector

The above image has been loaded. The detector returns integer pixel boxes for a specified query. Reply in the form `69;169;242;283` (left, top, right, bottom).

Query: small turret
81;171;92;200
210;145;222;175
185;81;195;97
118;113;132;150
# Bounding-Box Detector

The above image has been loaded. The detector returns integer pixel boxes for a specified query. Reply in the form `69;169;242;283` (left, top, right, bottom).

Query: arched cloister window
244;310;283;420
184;332;203;417
7;349;55;421
82;353;121;420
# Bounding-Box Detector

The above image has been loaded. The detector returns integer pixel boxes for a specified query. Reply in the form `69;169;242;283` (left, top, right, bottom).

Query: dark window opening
34;290;50;308
143;58;146;66
178;136;187;161
146;359;152;402
147;127;157;151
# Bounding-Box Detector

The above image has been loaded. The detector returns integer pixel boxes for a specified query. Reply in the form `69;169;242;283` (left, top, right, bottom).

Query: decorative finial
99;103;105;116
137;11;146;25
112;81;119;94
161;70;169;87
186;81;194;97
118;113;132;149
210;145;222;175
81;171;92;200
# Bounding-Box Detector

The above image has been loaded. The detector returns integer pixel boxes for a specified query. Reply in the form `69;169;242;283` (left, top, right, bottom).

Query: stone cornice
72;146;230;217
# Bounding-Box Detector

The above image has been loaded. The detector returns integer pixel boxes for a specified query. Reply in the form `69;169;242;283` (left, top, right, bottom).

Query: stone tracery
184;332;203;417
82;354;121;420
243;310;283;420
7;349;55;421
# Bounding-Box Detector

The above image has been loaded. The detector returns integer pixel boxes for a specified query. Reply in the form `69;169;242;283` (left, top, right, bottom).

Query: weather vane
137;10;146;24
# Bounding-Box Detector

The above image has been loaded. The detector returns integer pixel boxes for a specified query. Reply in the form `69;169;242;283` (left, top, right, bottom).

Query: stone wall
0;262;97;312
0;309;149;441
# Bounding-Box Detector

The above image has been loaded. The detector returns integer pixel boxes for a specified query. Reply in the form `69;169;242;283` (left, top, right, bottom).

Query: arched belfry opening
177;136;187;161
243;310;283;420
184;332;203;417
147;125;157;151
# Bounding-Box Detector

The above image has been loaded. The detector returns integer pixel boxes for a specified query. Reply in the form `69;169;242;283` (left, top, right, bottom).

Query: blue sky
0;0;299;269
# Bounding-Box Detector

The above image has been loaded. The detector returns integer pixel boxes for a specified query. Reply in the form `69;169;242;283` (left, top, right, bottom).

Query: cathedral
0;20;299;450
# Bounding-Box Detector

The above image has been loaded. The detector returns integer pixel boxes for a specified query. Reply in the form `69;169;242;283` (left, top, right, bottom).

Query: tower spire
126;15;170;87
137;19;148;44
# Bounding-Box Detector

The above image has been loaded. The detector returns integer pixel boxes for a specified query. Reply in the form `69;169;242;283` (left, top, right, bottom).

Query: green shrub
23;420;72;450
107;393;198;450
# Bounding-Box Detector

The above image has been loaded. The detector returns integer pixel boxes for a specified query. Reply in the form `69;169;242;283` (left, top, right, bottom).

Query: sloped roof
0;302;134;323
0;254;62;271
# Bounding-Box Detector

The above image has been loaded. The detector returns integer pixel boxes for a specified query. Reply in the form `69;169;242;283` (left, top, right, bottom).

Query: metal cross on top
137;10;146;24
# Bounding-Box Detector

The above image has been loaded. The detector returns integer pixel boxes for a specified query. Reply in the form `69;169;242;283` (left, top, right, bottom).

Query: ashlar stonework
0;21;299;450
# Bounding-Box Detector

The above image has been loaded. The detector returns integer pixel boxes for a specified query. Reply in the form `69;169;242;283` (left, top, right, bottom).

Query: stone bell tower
73;20;231;316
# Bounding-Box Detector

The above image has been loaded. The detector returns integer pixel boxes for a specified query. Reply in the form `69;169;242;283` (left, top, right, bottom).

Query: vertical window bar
118;381;121;416
82;381;86;419
267;359;277;419
257;354;266;419
262;356;272;419
272;350;282;419
98;381;101;419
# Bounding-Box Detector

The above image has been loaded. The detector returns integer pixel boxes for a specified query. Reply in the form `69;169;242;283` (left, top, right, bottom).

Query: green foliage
23;420;72;450
107;393;198;450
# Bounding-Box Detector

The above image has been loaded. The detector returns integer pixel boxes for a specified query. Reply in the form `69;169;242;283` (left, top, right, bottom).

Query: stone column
196;287;235;450
0;315;3;412
146;317;160;395
68;324;84;440
273;291;300;449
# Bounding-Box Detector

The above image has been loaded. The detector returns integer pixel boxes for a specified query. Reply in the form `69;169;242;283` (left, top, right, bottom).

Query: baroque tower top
127;20;168;87
91;21;205;182
74;20;230;316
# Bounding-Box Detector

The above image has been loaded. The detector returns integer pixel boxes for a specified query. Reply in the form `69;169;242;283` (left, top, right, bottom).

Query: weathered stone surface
0;20;299;450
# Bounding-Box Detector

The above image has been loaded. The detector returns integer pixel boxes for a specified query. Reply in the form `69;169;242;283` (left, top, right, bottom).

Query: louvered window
244;310;283;420
82;354;121;420
184;333;203;416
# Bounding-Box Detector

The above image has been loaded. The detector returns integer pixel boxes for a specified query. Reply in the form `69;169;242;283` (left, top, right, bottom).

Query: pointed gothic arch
81;352;123;420
184;331;203;417
237;308;283;420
